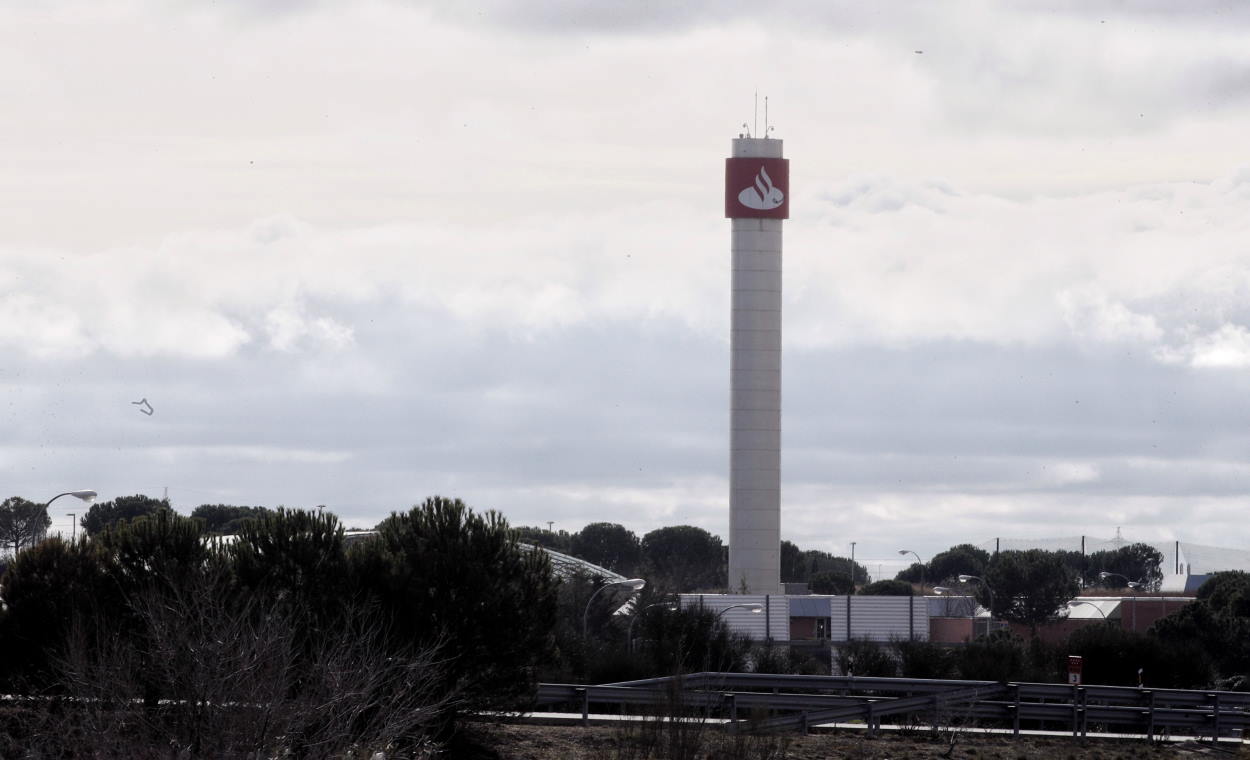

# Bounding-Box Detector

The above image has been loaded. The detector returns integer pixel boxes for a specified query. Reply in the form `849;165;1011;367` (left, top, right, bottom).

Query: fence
535;672;1250;741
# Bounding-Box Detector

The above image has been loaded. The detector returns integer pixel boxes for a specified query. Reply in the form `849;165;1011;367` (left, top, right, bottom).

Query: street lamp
1099;571;1142;631
1097;571;1141;589
715;603;764;620
582;578;646;639
957;574;996;617
627;601;676;653
46;491;96;544
1068;600;1109;622
47;490;97;509
898;549;925;591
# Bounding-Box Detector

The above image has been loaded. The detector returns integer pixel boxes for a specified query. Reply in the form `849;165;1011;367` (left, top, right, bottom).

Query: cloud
9;304;1250;566
264;302;354;353
1058;289;1163;343
149;445;354;465
790;172;1250;358
1186;323;1250;368
6;167;1250;371
0;293;91;359
418;0;1250;136
8;0;1250;569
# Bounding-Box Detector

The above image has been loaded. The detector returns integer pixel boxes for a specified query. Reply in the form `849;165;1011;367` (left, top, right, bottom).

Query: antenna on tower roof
754;91;758;138
764;95;769;138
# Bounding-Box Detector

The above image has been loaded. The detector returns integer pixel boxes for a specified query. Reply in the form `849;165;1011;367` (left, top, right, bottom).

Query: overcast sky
5;0;1250;577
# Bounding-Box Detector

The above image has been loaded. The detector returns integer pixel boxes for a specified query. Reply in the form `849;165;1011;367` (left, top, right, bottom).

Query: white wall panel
681;595;928;645
680;594;788;642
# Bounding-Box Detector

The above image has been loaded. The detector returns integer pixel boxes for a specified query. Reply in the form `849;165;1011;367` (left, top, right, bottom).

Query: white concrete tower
725;136;788;594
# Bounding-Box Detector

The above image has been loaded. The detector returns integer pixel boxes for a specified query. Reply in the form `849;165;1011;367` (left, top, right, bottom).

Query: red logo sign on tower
725;157;789;219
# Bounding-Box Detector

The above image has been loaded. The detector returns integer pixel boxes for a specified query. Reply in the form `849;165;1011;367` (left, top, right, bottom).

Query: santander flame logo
738;166;785;210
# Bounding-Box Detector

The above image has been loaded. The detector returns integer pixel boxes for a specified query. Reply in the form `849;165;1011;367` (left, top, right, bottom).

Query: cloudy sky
5;0;1250;577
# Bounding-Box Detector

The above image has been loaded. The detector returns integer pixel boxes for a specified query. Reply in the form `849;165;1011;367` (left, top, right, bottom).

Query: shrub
8;566;449;758
80;494;171;537
0;495;559;753
894;638;955;679
1196;571;1250;617
1064;623;1212;689
229;507;349;636
750;645;828;675
1150;595;1246;684
982;550;1080;633
954;630;1028;682
355;497;559;715
809;570;853;595
861;579;913;596
0;537;112;689
835;638;898;677
631;605;752;676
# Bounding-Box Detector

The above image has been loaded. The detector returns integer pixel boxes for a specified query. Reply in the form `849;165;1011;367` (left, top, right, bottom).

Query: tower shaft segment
725;136;787;594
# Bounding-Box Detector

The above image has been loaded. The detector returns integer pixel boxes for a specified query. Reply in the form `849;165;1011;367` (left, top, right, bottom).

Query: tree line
0;494;287;558
0;496;556;757
890;542;1165;632
514;522;873;594
894;541;1164;592
0;493;874;752
836;569;1250;692
0;490;1247;754
29;496;870;595
4;493;1168;619
4;493;878;596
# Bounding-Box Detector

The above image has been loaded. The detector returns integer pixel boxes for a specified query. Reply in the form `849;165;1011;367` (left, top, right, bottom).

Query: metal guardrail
536;672;1250;740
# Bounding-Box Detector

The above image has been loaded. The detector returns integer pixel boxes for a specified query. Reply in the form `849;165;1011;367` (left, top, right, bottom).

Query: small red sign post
1068;655;1083;685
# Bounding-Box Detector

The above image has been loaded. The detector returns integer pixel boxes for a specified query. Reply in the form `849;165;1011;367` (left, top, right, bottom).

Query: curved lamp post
957;574;996;617
47;490;97;509
712;603;764;638
46;490;96;543
582;578;646;640
1098;571;1141;631
1068;599;1109;622
627;601;676;653
1097;571;1141;589
898;549;925;591
715;603;764;620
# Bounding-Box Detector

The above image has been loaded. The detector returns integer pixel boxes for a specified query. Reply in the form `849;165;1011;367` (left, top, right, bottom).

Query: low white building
680;593;928;643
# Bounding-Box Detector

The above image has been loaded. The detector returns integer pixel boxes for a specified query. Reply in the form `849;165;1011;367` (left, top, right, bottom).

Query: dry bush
609;677;709;760
4;567;452;759
608;676;793;760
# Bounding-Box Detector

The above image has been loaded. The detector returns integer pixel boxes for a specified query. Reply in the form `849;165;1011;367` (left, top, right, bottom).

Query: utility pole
68;513;76;542
850;541;857;587
546;521;554;532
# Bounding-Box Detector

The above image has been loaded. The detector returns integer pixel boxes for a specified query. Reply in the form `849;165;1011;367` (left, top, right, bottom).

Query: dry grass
468;722;1248;760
